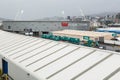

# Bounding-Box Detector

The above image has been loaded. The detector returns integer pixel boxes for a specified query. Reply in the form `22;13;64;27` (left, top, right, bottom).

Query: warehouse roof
3;20;90;23
52;30;114;37
52;30;118;41
0;30;120;80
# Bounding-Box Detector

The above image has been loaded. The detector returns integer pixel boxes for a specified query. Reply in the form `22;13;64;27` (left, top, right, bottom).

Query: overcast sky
0;0;120;20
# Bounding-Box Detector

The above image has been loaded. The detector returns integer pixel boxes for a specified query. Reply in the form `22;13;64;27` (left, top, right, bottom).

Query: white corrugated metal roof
0;30;120;80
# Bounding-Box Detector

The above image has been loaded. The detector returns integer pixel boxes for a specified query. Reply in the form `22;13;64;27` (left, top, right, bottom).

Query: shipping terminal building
2;21;90;36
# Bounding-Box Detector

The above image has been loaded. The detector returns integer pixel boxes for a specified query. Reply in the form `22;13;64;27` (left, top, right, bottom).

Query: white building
0;30;120;80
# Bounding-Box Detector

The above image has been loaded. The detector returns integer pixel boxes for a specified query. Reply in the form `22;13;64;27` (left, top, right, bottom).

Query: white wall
0;56;43;80
8;61;38;80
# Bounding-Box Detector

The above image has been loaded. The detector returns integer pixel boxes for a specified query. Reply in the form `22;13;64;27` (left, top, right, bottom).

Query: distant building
90;21;101;27
0;22;3;29
3;21;90;36
115;13;120;23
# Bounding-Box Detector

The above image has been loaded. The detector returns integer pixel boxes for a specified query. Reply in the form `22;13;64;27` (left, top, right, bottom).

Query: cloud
0;0;120;20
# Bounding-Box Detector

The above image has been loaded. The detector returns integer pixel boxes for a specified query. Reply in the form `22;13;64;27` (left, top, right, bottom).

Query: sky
0;0;120;20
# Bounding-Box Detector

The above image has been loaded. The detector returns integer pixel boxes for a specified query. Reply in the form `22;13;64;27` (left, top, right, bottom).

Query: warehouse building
0;30;120;80
52;30;115;41
2;21;90;36
52;30;120;51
